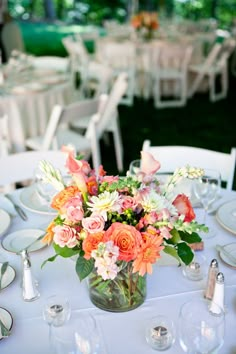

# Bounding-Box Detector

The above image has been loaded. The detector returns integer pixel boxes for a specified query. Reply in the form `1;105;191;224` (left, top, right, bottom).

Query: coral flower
132;235;164;276
51;185;80;211
83;231;105;260
43;220;56;245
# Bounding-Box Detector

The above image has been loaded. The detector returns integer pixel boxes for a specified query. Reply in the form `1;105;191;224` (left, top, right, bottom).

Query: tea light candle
184;261;201;280
151;326;169;349
145;316;175;351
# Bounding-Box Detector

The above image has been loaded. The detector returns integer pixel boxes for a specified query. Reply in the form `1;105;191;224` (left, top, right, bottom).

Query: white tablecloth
0;72;74;153
0;188;236;353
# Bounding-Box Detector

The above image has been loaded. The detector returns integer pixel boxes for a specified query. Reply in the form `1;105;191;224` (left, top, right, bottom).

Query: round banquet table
0;68;74;153
0;187;235;354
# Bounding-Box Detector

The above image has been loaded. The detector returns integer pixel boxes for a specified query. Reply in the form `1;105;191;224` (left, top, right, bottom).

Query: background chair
188;40;235;101
0;150;67;192
62;35;112;98
142;140;236;190
0;114;10;157
1;21;25;61
96;39;136;106
25;73;127;174
151;44;193;108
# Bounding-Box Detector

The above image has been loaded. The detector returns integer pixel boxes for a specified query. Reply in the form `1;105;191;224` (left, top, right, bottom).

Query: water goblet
53;312;101;354
179;298;225;354
128;159;141;175
42;295;71;349
193;168;221;238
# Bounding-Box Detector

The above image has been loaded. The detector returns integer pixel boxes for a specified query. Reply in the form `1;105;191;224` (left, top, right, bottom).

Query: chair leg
112;118;124;172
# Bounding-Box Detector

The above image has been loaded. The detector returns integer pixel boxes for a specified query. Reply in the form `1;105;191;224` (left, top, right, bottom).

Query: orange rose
82;231;105;260
104;222;142;262
172;194;195;222
51;185;80;211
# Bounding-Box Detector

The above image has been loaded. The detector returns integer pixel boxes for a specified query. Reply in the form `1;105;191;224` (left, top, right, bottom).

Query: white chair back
142;140;236;190
0;114;10;157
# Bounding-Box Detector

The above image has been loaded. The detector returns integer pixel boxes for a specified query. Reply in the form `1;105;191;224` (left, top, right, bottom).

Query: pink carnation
64;196;84;222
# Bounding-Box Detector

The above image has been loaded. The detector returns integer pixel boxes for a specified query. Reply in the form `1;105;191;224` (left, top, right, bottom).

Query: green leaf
177;242;194;265
41;254;58;268
76;257;94;281
163;245;181;264
179;231;202;244
53;244;79;258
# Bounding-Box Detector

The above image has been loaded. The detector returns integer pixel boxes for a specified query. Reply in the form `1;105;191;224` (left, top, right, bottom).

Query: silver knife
5;194;28;221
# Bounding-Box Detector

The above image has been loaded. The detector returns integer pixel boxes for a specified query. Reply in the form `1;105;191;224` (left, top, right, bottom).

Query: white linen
0;80;74;152
0;188;236;353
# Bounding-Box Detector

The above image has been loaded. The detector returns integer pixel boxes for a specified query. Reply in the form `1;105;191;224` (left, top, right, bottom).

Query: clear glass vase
87;262;146;312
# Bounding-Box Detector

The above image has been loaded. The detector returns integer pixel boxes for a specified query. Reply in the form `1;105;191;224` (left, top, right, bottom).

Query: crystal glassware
179;298;225;354
193;168;221;238
145;315;176;351
43;295;71;349
53;312;101;354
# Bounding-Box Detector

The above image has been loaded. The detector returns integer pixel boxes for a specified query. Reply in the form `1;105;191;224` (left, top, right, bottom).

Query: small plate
0;263;16;290
0;307;13;340
1;229;46;253
0;210;11;238
19;185;57;216
216;200;236;235
218;243;236;269
0;195;16;216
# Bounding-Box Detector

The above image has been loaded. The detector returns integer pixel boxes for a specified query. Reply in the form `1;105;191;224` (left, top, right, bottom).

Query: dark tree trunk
211;0;218;19
43;0;56;20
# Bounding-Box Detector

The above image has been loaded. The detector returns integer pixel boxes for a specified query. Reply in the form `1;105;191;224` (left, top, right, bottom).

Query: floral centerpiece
131;11;159;40
40;146;207;312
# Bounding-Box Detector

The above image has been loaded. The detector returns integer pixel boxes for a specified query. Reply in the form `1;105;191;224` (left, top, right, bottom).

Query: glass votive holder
128;159;141;175
145;315;176;351
182;253;207;281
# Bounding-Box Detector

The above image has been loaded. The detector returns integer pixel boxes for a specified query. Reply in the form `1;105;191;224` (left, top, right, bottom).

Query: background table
0;188;236;353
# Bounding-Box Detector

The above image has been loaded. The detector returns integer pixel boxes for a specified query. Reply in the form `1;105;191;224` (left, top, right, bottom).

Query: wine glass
179;298;225;354
193;168;221;238
53;312;101;354
128;159;141;175
43;295;71;350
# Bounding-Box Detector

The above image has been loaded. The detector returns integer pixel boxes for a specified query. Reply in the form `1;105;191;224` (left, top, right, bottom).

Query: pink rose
120;196;138;211
63;196;84;222
53;225;78;248
82;214;105;233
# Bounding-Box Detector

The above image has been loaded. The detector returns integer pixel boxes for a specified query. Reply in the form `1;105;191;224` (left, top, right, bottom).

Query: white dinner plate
0;307;13;340
0;263;16;290
19;185;57;216
218;243;236;269
216;200;236;235
0;209;11;238
1;229;46;253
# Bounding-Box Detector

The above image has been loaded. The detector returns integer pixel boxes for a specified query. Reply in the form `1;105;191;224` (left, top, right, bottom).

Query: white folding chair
70;72;128;172
188;41;235;101
96;39;136;106
151;44;193;108
0;114;11;157
142;140;236;190
25;73;127;174
0;150;67;192
62;35;112;98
